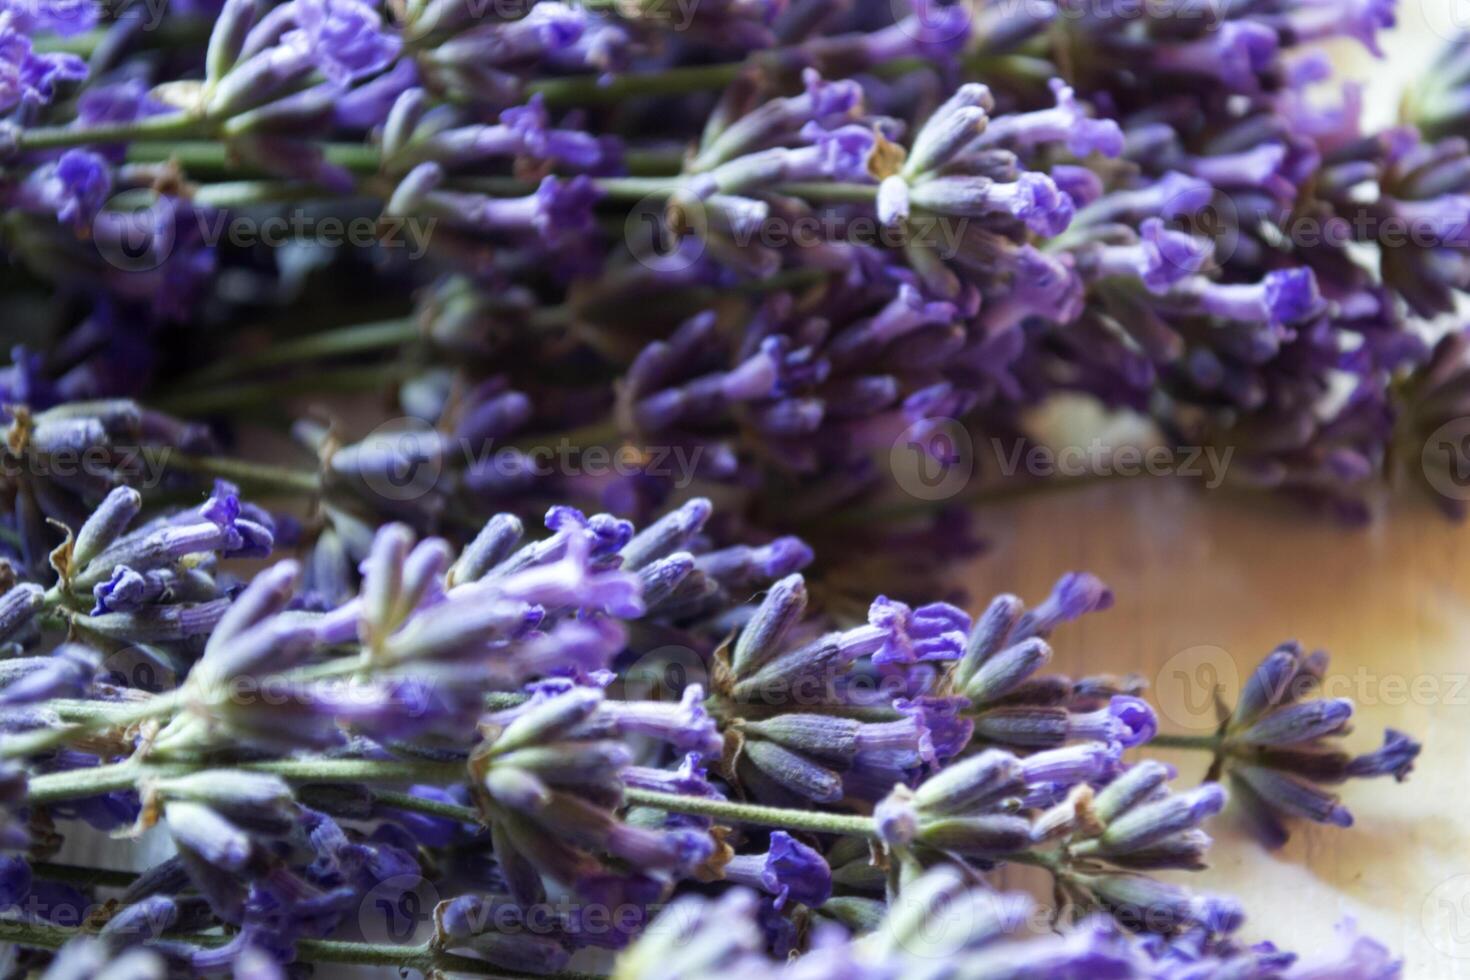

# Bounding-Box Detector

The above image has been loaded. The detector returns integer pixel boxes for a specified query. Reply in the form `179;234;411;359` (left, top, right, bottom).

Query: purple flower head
0;16;85;112
75;82;158;129
724;831;831;909
200;481;276;558
979;79;1124;159
985;172;1075;236
1264;268;1325;325
1014;572;1113;641
475;175;602;245
1289;917;1402;976
1053;164;1103;208
800;66;863;123
0;854;32;906
335;57;418;129
1286;0;1396;56
0;0;97;37
1346;728;1420;781
1137;218;1213;291
868;596;971;665
501;95;605;169
1069;696;1157;748
595;685;721;757
0;644;98;704
544;505;634;557
898;0;971;56
806;123;880;182
26;149;110;230
288;0;401;84
90;565;165;615
896;696;973;763
1154;21;1278;92
515;1;587;54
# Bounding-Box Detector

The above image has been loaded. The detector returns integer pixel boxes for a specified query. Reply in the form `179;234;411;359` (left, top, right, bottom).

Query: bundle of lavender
0;0;1443;975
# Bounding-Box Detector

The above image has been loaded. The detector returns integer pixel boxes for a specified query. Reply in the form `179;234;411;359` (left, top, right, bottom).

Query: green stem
170;317;420;388
528;52;926;107
374;790;482;824
17;112;206;152
529;63;747;107
624;788;878;837
1148;733;1224;751
190;181;367;209
142;449;321;495
32;20;211;57
25;757;465;807
29;861;140;889
129;141;383;175
772;182;879;204
0;691;184;760
0;916;599;978
150;363;414;416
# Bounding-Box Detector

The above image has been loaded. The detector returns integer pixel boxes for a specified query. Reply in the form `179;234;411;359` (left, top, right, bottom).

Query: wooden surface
976;476;1469;976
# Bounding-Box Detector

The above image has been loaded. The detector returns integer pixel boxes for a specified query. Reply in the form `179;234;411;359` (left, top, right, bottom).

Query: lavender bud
722;831;832;908
491;688;603;755
917;814;1034;857
741;739;844;803
1232;765;1353;827
620;498;713;570
0;584;44;643
0;644;98;704
1092;761;1175;824
912;748;1026;815
743;714;861;762
1085;784;1226;856
961;637;1051;704
448;514;525;586
206;0;259;85
70;486;141;573
953;593;1023;688
730;574;808;679
1236;698;1354;746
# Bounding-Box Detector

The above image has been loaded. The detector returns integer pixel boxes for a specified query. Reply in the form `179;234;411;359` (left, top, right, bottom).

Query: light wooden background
977;473;1470;976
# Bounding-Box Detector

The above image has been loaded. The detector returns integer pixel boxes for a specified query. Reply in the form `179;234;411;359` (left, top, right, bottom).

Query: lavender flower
1207;644;1421;847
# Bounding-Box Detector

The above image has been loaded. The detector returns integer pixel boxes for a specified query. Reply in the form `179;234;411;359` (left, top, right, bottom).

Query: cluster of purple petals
0;0;1439;975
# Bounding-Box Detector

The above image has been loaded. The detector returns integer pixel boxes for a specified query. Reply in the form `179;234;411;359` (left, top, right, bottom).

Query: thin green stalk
374;790;482;824
24;757;465;807
190;181;368;209
140;449;321;495
1148;733;1224;751
772;182;879;204
625;788;878;837
16;112;206;152
529;63;748;106
128;141;383;175
170;318;420;388
0;916;601;977
29;861;140;889
150;363;414;416
0;691;184;760
32;20;211;57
